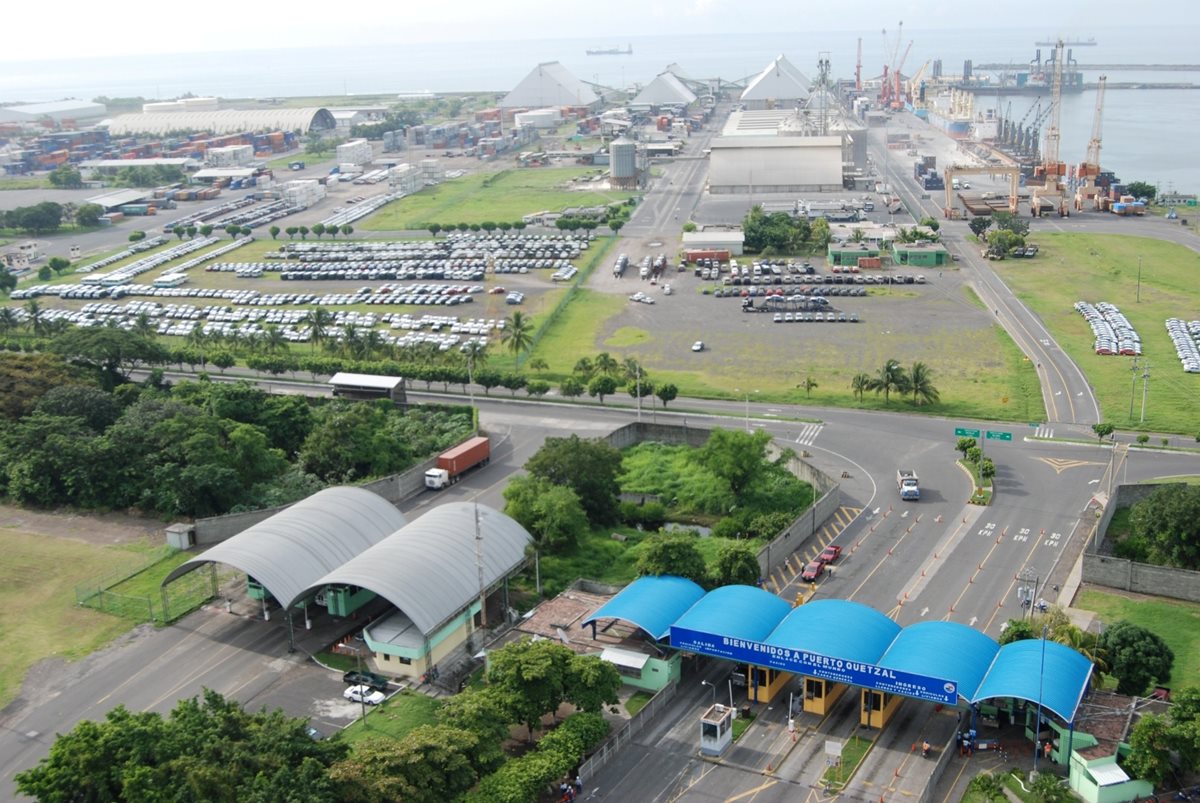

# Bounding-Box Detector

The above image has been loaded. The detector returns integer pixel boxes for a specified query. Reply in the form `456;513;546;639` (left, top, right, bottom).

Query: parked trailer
425;436;491;489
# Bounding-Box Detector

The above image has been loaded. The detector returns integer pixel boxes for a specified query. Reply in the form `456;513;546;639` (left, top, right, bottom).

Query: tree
655;382;678;407
636;533;708;586
850;372;871;402
428;223;441;236
908;361;940;406
268;225;281;240
75;203;104;227
500;310;533;360
1029;773;1072;803
13;202;64;235
526;357;548;373
979;458;996;479
867;359;909;404
128;230;146;243
14;689;347;803
967;773;1007;803
328;724;487;803
474;368;502;396
525;379;550;397
186;225;197;239
1129;484;1200;569
504;475;588;551
48;164;83;188
587;374;617;404
987;229;1025;257
211;350;236;373
998;618;1036;645
225;224;242;239
37;265;52;281
711;541;761;587
799;375;818;398
559;376;584;398
572;356;594;380
968;217;992;238
199;224;214;238
594;352;620;378
341;224;353;237
1091;422;1115;443
992;210;1030;237
487;639;573;740
499;371;527;397
1125;181;1156;202
525;434;622;524
1123;713;1175;786
285;226;298;240
956;436;978;458
50;327;167;390
299;225;309;240
566;654;621;714
693;428;773;499
312;222;326;239
1098;620;1174;696
609;219;623;235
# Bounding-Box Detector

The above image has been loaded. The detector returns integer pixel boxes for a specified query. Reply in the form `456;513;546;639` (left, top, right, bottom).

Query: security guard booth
861;688;904;728
803;676;850;715
748;665;792;704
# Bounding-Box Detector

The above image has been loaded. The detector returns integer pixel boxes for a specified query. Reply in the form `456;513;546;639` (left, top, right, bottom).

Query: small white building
513;108;562;130
207;145;254;167
335;138;373;167
682;230;745;256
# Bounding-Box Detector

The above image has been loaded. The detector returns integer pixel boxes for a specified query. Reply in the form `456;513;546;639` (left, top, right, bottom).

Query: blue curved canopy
672;585;792;644
580;575;705;641
879;621;999;702
767;600;900;663
972;639;1094;722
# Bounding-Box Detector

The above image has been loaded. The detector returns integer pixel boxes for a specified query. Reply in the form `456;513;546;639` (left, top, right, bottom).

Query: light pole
1135;255;1142;303
1032;623;1049;776
1128;357;1140;420
1017;567;1039;619
734;388;758;432
701;680;717;708
1139;361;1151;424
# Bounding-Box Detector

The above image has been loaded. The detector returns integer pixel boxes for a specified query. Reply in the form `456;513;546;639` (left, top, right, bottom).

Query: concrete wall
1081;482;1200;603
601;422;841;575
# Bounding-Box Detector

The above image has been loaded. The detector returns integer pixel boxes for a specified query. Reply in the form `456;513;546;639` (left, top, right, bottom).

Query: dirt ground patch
0;503;165;547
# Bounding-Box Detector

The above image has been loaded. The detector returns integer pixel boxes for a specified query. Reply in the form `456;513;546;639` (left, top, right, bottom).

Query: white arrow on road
969;616;978;627
872;507;881;515
1088;479;1100;485
920;607;929;617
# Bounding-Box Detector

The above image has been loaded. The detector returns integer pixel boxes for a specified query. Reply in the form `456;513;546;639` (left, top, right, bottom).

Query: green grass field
338;690;442;745
0;531;155;708
992;233;1200;433
361;168;635;230
0;177;51;190
1075;587;1200;685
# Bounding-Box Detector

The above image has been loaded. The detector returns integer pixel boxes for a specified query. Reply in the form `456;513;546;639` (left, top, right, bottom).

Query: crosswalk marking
794;423;823;446
1034;425;1054;439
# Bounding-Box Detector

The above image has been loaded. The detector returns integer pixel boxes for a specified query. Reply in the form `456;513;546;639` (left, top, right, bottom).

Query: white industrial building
142;97;219;113
207;145;254;167
682;230;745;256
708;110;842;194
104;108;336;136
631;72;697;108
502;62;601;110
740;55;811;110
513;108;562;130
335;138;373;166
0;100;107;124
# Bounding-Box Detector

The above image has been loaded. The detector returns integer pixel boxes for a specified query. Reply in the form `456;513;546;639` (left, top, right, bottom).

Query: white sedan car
692;341;705;352
343;685;386;705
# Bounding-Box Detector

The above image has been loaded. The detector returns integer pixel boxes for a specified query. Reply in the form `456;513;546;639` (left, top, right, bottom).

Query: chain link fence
76;548;238;625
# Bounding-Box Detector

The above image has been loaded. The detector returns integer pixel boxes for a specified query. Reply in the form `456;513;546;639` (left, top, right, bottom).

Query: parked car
692;341;705;352
343;670;390;692
344;685;386;705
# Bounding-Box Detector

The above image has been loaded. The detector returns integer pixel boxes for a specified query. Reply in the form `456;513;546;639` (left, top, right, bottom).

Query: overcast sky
3;0;1194;62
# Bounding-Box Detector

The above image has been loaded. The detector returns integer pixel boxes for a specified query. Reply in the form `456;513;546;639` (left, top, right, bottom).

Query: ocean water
3;24;1198;190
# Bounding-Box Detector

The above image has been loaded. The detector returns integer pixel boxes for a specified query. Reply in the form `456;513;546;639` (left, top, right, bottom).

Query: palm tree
868;359;909;404
527;357;548;373
43;318;71;337
24;300;43;336
262;325;287;356
132;312;156;338
340;323;361;359
851;372;871;403
500;311;534;362
361;329;385;361
594;352;621;378
0;307;20;338
621;356;642;384
304;308;335;353
908;361;940;406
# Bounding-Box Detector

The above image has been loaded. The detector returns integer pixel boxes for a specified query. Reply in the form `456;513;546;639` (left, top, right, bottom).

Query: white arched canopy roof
162;487;407;608
104;108;336;136
301;503;533;635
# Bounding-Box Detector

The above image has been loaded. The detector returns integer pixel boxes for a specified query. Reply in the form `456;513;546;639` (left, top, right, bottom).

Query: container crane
891;41;913;109
880;22;902;108
906;59;931;108
1031;39;1069;216
1075;75;1107;210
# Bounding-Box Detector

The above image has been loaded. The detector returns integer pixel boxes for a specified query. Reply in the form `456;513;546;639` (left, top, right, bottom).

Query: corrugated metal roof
878;621;998;700
162;487;406;607
104;108;336;136
86;189;151;209
766;599;900;663
502;62;599;109
328;372;403;390
972;638;1095;723
302;503;532;635
1089;764;1130;786
601;646;650;670
672;585;792;643
581;575;706;641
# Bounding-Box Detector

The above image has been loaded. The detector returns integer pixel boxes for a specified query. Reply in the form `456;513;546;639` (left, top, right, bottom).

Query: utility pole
1128;357;1140;420
1135;255;1142;303
1139;361;1150;424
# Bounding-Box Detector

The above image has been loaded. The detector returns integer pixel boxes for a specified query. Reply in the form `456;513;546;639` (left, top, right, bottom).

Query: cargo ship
586;44;632;56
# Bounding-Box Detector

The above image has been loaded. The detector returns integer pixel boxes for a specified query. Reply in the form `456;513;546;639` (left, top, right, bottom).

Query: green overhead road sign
955;427;981;438
986;430;1013;441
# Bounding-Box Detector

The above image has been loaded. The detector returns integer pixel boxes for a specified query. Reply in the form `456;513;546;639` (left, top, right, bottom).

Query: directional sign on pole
986;430;1012;442
954;427;981;438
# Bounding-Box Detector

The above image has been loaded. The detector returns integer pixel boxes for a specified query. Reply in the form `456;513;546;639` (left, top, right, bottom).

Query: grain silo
610;137;639;189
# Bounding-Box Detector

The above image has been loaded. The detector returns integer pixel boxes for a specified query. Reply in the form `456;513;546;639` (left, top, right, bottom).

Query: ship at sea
586;44;632;56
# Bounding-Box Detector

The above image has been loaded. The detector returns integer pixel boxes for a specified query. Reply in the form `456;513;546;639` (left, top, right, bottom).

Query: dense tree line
16;640;619;803
0;349;472;517
1;201;64;235
1116;484;1200;569
741;205;830;254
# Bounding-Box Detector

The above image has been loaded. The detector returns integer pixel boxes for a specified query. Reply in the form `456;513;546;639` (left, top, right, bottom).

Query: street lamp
701;679;717;707
1139;361;1151;424
1128;357;1141;420
1017;567;1039;619
1032;624;1049;776
734;388;758;432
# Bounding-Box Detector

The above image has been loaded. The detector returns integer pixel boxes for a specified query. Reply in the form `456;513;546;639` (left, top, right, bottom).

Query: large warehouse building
104;107;336;136
0;99;108;124
709;110;843;194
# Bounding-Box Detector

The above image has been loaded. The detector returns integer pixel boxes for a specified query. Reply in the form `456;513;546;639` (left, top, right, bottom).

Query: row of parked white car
1165;318;1200;373
1074;301;1142;356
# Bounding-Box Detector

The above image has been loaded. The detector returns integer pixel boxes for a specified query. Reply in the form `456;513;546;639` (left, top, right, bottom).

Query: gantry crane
1031;39;1069;216
907;60;932;108
1074;75;1107;211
